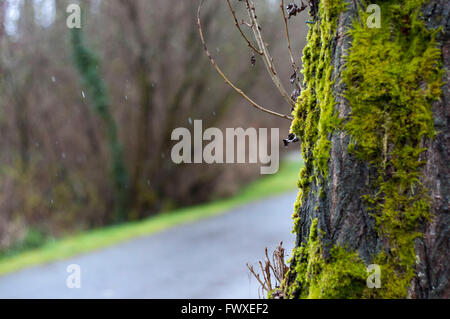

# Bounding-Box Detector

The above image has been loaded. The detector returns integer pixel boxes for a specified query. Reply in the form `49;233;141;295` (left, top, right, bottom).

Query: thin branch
241;20;253;28
280;0;297;72
265;260;273;291
259;260;271;292
247;263;268;291
226;0;263;55
266;247;281;283
197;1;293;121
245;0;296;109
280;1;303;92
247;242;289;296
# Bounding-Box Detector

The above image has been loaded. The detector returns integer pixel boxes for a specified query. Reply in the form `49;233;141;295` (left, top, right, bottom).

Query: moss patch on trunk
344;0;443;298
290;0;346;228
285;219;368;299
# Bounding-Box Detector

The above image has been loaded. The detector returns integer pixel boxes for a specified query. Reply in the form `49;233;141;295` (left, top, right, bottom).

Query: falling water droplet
82;91;86;99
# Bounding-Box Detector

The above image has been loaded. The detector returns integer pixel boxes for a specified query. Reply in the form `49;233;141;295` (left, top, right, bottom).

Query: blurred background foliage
0;0;306;254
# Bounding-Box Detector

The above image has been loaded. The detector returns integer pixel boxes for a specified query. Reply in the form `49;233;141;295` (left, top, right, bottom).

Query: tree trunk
283;0;449;299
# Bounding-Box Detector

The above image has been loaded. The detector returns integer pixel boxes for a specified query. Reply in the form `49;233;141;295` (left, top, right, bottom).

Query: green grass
0;159;302;276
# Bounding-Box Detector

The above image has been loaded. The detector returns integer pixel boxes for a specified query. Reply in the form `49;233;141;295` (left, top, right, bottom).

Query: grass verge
0;159;301;276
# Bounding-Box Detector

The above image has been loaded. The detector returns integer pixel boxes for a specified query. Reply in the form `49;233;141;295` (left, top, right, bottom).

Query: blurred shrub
0;156;107;251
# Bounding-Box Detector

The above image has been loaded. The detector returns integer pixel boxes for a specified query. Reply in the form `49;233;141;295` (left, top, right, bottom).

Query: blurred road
0;191;297;299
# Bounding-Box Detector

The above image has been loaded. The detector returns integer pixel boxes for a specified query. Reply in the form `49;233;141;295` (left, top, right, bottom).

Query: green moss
291;0;346;225
286;0;443;299
343;0;442;297
285;219;367;299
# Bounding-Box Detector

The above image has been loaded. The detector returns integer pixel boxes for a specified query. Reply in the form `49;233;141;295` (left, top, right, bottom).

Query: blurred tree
4;0;38;171
0;1;5;39
71;26;130;222
117;1;154;212
18;0;35;36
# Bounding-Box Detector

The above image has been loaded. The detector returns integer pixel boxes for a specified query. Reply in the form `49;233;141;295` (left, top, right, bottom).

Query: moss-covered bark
283;0;449;298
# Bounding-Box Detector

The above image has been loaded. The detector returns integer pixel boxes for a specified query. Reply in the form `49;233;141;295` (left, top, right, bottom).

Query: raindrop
61;153;66;159
82;91;86;99
188;118;193;125
125;95;128;101
51;76;56;83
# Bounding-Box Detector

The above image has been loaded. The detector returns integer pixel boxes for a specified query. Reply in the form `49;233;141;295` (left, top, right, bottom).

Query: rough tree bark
282;0;449;299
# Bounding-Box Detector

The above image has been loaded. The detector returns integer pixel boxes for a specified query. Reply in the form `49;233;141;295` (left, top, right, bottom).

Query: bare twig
266;247;281;282
244;0;296;109
226;0;263;55
273;242;289;281
247;263;269;291
246;242;289;297
280;1;300;75
259;260;272;292
197;1;293;121
241;20;253;28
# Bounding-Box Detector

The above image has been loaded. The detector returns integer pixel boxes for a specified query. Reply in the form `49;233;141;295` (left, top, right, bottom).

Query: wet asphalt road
0;191;297;299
